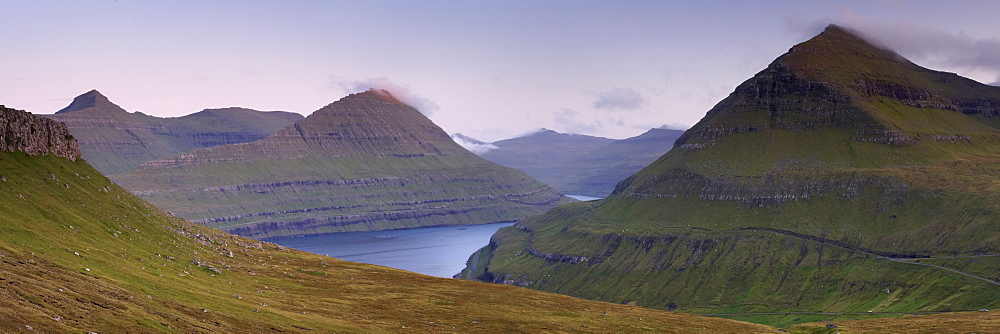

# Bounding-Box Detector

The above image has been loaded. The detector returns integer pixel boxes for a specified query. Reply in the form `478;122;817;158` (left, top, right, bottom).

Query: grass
787;309;1000;333
112;153;569;238
0;151;775;332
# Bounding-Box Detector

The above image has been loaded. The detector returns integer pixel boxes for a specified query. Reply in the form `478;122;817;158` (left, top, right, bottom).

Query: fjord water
566;194;603;201
266;222;514;278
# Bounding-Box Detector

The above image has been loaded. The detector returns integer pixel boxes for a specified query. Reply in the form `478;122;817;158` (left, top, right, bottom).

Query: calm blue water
567;194;603;201
266;222;513;278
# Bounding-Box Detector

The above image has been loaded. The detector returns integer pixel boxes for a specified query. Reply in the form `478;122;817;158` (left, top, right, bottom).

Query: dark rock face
1;106;80;161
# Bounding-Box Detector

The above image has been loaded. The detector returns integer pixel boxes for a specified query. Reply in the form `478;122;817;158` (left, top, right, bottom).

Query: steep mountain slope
476;128;682;197
0;106;775;333
44;90;303;174
461;25;1000;327
113;89;568;238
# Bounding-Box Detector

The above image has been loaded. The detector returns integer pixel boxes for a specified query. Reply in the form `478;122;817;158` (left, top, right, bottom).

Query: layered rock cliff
462;25;1000;323
1;105;80;161
113;89;568;238
44;90;302;174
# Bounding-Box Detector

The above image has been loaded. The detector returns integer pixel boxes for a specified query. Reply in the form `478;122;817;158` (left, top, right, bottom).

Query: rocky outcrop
1;106;80;161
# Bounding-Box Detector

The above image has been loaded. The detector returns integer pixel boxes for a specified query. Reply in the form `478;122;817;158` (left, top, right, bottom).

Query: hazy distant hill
44;90;303;174
0;105;778;333
449;133;498;155
469;128;683;197
112;89;569;238
462;25;1000;327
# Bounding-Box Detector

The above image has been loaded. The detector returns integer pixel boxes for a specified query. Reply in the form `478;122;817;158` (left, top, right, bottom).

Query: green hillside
45;90;303;175
0;106;777;332
113;89;569;238
460;25;1000;327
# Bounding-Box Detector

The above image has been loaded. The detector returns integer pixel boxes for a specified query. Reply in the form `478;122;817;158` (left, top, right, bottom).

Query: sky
2;1;1000;142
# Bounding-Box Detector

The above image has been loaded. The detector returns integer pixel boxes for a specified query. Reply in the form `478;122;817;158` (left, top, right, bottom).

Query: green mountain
0;106;776;332
44;90;303;175
472;128;683;197
112;89;569;239
460;25;1000;327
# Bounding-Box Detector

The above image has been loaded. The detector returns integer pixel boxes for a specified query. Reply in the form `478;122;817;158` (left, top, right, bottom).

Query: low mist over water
267;223;514;278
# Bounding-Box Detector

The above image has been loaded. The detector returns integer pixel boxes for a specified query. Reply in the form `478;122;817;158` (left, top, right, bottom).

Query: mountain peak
782;23;914;76
359;88;409;106
255;89;457;157
670;23;1000;169
530;128;561;137
55;89;127;114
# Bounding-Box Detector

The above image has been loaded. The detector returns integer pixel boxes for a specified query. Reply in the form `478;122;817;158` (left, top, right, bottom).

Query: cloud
593;87;646;111
513;128;549;138
450;133;498;155
658;123;690;131
330;77;440;115
554;109;601;134
786;17;1000;84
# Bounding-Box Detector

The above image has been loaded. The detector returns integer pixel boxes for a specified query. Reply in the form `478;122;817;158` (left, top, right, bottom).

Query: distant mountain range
461;24;1000;327
44;90;303;175
111;89;568;238
453;128;684;197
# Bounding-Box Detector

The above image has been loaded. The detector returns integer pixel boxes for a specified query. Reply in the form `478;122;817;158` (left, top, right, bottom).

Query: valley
2;6;998;330
0;105;775;332
457;127;684;198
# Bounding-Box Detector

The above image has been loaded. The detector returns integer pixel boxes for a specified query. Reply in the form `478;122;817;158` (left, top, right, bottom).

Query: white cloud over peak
787;17;1000;85
593;88;646;111
331;77;440;115
450;133;498;155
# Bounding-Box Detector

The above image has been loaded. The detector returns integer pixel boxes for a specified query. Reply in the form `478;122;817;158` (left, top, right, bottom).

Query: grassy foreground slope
0;131;771;331
461;25;1000;327
788;310;1000;333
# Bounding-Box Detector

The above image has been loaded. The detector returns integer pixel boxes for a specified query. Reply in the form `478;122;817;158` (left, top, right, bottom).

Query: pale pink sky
2;1;999;141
